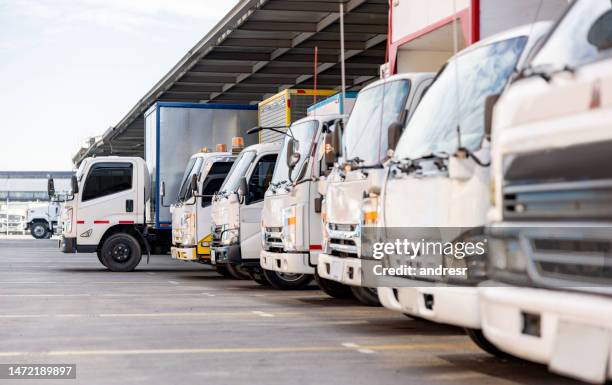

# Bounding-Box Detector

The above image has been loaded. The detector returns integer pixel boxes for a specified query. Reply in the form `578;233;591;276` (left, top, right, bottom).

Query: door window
247;154;277;204
82;163;133;202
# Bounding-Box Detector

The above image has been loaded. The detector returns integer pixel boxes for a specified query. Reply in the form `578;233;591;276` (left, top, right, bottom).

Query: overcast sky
0;0;240;171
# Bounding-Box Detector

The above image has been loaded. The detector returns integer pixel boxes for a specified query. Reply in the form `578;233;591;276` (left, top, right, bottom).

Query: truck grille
529;236;612;287
502;140;612;221
263;227;284;251
327;223;359;258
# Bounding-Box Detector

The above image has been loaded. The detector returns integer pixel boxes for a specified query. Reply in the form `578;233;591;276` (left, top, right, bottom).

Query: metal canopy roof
74;0;388;164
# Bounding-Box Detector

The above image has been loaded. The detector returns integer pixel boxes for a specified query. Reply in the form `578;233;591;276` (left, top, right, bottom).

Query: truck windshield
219;151;256;194
343;80;410;166
272;120;319;183
177;157;203;202
394;36;527;161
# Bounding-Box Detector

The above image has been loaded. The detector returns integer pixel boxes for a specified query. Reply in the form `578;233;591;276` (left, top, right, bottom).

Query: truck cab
369;23;550;352
210;143;281;279
54;156;150;271
170;149;236;264
316;73;435;305
479;1;612;383
258;114;343;290
25;200;61;239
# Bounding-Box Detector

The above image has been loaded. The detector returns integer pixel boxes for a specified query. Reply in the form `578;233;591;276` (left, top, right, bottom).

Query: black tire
248;269;271;286
465;328;510;358
262;269;312;290
99;233;142;272
30;222;49;239
226;263;251;280
314;271;353;298
350;286;381;306
96;249;108;267
215;265;232;278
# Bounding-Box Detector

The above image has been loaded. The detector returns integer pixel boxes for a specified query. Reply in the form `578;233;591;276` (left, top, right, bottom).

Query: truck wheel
215;265;232;278
100;233;142;272
30;223;49;239
248;269;271;286
314;271;353;298
226;263;250;280
350;287;381;307
262;269;312;290
465;328;510;358
96;249;108;268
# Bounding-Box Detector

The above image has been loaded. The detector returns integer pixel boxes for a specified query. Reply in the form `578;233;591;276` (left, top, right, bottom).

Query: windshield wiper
515;64;575;83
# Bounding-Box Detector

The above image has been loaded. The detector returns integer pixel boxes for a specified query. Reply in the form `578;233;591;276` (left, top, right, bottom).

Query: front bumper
60;237;76;253
260;250;314;274
376;278;480;328
171;246;198;261
480;285;612;383
211;244;255;266
317;253;362;286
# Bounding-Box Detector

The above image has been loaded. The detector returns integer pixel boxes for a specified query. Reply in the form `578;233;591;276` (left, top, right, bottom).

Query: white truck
369;23;550;354
480;1;612;383
257;114;346;290
210;142;281;280
169;145;238;265
316;73;435;305
25;201;61;239
52;102;257;271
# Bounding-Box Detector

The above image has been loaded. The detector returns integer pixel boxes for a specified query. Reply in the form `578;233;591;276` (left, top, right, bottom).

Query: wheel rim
33;225;45;237
274;272;304;283
110;242;131;263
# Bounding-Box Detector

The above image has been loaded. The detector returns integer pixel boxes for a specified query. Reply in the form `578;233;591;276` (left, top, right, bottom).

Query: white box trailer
144;102;258;229
387;0;569;75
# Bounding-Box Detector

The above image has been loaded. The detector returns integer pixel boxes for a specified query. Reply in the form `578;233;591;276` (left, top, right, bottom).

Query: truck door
76;161;139;245
239;153;277;260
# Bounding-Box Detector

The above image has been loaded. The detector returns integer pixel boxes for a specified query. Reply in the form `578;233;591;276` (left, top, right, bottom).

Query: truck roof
189;151;233;161
292;113;344;126
451;21;552;68
84;156;145;164
362;72;436;93
242;141;282;154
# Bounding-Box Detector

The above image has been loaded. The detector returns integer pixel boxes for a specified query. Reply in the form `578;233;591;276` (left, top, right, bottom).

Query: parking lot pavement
0;239;583;385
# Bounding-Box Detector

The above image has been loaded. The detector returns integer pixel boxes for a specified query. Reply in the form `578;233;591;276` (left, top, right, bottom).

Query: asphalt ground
0;238;584;385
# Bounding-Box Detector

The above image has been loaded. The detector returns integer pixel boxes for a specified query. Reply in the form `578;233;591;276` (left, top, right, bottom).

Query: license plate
549;320;609;383
329;260;344;281
210;249;216;264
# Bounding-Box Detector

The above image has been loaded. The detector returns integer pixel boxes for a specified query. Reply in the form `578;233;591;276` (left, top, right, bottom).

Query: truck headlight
180;213;196;245
221;227;239;245
282;205;297;251
489;237;526;272
62;208;73;234
361;193;379;226
282;205;304;251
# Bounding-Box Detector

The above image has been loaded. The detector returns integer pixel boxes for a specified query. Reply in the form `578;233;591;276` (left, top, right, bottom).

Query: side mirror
238;176;249;200
70;175;79;195
190;174;198;194
286;139;300;168
387;121;404;156
484;94;501;138
324;120;343;167
587;10;612;51
47;177;55;198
